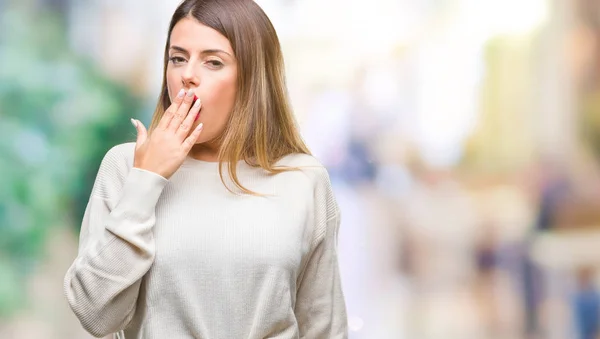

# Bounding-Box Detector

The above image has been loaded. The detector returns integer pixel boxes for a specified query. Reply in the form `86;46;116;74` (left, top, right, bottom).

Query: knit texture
63;142;348;338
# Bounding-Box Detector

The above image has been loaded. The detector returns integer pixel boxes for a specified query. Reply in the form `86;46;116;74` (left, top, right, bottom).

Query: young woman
63;0;348;338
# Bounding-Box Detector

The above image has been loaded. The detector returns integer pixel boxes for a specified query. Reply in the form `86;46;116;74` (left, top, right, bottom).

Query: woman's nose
181;65;199;88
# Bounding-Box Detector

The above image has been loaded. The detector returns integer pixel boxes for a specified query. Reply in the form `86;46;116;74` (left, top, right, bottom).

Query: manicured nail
193;98;201;108
130;118;137;128
177;89;185;98
198;122;203;130
186;89;195;97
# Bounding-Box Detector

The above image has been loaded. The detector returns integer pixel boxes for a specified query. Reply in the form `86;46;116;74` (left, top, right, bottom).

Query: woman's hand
131;89;203;179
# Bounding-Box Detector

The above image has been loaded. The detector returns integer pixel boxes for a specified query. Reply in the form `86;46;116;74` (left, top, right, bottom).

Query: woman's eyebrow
169;45;189;55
170;45;232;57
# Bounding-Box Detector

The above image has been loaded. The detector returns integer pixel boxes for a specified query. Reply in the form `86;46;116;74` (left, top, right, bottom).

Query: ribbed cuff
116;168;168;217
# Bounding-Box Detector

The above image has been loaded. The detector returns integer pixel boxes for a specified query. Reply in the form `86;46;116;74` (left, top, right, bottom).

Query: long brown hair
150;0;311;194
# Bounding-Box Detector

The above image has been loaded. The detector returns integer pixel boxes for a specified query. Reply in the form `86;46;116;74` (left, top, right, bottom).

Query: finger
176;98;202;140
157;88;185;130
182;122;204;151
131;119;148;149
167;89;195;131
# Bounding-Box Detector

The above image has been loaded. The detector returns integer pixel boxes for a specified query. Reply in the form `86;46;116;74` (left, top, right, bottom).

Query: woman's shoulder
276;152;326;170
275;153;333;186
93;142;136;191
277;153;339;222
103;142;136;166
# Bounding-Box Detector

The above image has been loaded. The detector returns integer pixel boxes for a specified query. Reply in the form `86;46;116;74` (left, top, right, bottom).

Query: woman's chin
192;132;214;146
193;135;207;145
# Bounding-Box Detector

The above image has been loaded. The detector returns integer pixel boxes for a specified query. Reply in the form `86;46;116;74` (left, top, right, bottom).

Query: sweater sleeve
63;144;168;338
294;169;348;338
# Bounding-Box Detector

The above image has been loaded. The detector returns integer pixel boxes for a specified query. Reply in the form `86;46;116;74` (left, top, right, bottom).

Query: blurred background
2;0;600;338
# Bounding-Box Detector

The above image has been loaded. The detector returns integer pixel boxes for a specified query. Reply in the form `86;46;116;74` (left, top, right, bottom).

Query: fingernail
130;118;137;128
198;122;204;130
186;89;195;97
193;98;201;108
177;89;185;98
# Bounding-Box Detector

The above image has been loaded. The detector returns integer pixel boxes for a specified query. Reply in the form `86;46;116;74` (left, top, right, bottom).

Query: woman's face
166;17;237;144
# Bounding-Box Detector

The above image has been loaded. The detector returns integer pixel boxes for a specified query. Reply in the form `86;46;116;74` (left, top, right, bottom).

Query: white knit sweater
63;142;348;338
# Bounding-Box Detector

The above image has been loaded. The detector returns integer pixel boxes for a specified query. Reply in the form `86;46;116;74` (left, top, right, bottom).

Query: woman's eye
206;60;224;68
169;57;186;65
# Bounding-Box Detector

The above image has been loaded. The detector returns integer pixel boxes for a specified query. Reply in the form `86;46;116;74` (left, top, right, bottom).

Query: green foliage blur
0;4;140;317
